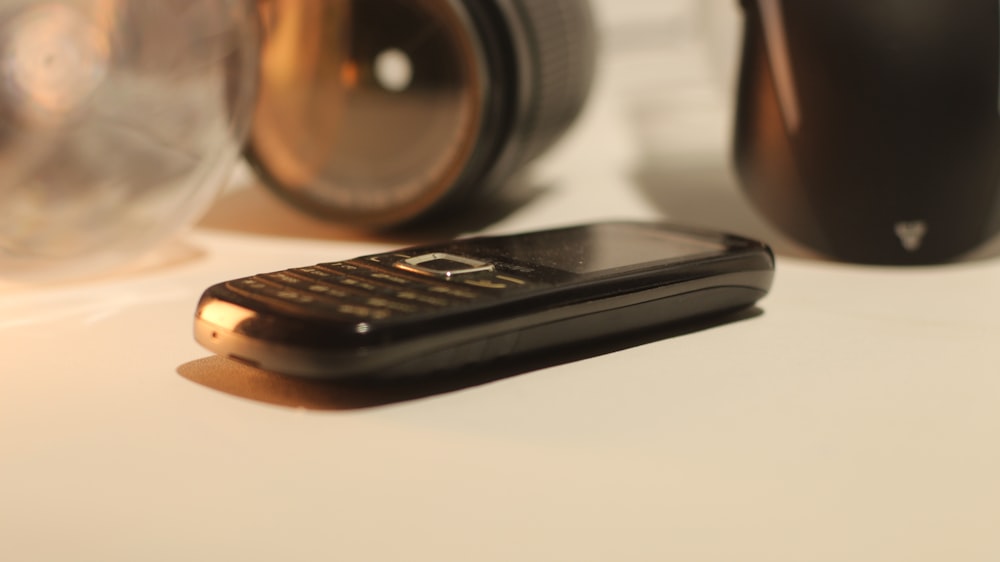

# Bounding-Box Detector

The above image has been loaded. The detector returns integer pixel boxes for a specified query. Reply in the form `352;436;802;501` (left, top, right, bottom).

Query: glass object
0;0;258;281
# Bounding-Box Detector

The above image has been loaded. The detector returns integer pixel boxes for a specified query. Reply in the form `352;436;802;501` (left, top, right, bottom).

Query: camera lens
246;0;597;229
0;0;258;281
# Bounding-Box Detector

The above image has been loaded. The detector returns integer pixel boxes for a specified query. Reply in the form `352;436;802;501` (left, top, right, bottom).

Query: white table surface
4;9;1000;561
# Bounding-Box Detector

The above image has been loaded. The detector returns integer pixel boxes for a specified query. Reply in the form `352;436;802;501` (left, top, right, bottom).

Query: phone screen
449;223;726;274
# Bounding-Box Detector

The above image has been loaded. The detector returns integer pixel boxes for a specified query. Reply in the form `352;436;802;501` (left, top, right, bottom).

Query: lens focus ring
504;0;597;163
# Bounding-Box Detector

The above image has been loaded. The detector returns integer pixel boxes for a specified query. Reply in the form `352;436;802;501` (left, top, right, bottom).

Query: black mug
735;0;1000;264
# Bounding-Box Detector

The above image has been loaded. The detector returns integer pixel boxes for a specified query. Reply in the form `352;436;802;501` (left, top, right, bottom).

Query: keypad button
261;271;309;287
229;278;316;306
395;253;495;277
366;297;418;313
395;290;449;307
294;266;336;280
336;304;392;321
337;276;380;292
269;270;351;298
318;262;361;273
369;271;414;286
427;285;479;299
306;283;350;298
463;279;511;290
233;278;268;291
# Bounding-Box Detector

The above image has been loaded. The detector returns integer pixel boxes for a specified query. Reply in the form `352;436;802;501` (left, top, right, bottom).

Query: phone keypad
225;258;524;323
231;277;325;307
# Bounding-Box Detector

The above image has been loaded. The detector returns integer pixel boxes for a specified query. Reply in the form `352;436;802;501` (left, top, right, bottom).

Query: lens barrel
246;0;597;229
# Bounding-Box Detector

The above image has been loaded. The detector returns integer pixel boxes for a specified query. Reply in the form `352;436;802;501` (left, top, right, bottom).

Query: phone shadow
176;307;763;411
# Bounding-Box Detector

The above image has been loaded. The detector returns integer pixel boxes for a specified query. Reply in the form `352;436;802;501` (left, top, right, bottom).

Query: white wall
591;0;742;76
587;0;744;161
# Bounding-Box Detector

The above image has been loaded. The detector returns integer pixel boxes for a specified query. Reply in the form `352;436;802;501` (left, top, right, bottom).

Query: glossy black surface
735;0;1000;264
195;222;775;379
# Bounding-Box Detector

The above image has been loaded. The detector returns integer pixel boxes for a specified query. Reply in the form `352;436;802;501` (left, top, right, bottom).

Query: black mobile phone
194;222;775;380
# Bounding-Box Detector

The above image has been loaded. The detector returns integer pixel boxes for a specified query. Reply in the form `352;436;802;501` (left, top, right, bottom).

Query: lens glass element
248;0;487;227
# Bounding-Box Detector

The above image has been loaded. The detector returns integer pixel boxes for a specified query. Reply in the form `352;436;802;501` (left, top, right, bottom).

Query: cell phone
194;222;775;380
